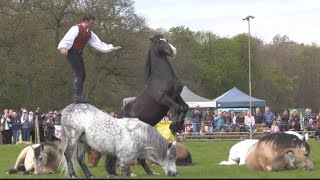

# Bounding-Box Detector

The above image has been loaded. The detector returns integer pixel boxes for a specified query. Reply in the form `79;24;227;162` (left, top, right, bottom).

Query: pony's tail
57;125;79;177
176;152;193;166
58;125;69;177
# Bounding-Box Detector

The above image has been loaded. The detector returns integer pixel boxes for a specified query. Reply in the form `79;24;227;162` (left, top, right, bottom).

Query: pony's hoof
71;175;78;178
106;174;116;178
152;171;160;175
88;175;95;179
130;173;137;177
46;171;55;174
18;171;28;175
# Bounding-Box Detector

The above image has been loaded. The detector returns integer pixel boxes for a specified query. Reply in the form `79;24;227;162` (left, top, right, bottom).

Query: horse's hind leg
105;154;118;177
77;141;94;178
64;136;79;178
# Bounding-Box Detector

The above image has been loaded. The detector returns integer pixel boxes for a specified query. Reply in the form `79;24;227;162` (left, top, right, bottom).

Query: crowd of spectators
189;105;320;138
0;106;62;144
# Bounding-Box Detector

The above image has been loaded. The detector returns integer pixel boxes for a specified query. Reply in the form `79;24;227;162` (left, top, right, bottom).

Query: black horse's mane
258;132;310;155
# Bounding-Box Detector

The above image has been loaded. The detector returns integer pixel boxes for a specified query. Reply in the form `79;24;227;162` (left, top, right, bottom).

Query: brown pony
246;132;314;172
87;141;192;167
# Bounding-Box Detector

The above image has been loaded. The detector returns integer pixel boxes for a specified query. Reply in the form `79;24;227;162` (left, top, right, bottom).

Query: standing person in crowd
244;112;256;132
289;109;300;124
191;105;203;135
21;109;30;142
1;111;12;144
45;111;55;142
317;113;320;130
35;107;46;143
53;110;62;125
58;15;122;103
17;106;25;120
304;108;317;131
203;108;214;133
28;111;35;143
11;112;21;144
231;112;237;132
253;107;263;124
263;106;275;128
236;111;246;132
281;109;290;131
222;111;232;132
270;120;280;133
214;111;223;132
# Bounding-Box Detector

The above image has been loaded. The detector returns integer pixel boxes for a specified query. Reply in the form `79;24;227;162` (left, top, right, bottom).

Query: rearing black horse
106;34;189;176
121;34;189;131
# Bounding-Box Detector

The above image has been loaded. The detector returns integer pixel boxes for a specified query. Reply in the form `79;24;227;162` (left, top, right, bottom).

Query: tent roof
181;86;215;108
213;87;266;108
181;86;211;102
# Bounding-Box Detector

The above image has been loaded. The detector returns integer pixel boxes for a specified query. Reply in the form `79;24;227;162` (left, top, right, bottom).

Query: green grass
0;140;319;178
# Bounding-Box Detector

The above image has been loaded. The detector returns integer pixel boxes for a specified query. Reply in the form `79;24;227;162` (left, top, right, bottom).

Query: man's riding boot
73;81;89;104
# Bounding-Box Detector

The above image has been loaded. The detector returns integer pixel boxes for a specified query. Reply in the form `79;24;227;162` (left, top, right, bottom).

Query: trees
1;1;319;112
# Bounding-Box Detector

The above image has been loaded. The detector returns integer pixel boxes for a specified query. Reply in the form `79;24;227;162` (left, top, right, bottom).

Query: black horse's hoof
71;175;78;179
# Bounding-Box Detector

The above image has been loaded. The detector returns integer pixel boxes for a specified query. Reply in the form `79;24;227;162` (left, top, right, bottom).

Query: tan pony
6;142;65;175
246;132;314;172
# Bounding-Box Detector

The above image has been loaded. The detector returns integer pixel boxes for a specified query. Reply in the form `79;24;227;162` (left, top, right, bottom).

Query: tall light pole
242;15;254;115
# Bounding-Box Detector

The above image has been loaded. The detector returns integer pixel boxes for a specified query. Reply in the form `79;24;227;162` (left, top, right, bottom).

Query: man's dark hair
83;15;96;22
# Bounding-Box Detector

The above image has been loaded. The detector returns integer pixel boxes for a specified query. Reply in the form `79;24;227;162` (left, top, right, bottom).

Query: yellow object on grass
155;120;175;141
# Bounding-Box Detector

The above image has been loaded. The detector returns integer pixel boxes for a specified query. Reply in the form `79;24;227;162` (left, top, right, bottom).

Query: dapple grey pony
60;103;178;178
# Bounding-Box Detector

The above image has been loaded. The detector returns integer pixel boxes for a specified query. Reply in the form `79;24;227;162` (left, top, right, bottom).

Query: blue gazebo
212;87;266;108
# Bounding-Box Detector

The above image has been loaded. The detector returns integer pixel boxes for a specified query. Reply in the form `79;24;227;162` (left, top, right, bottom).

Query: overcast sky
134;0;320;45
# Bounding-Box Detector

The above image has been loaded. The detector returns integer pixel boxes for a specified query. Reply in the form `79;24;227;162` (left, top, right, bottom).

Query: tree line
0;0;319;113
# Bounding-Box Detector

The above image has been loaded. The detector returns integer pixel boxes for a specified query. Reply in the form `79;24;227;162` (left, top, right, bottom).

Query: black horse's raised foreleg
157;94;184;113
170;95;189;135
105;154;118;176
77;142;94;179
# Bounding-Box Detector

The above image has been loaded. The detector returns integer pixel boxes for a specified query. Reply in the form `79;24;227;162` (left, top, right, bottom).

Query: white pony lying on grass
218;131;309;165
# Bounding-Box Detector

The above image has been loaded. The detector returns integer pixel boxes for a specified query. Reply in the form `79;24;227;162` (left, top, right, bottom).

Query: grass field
0;140;319;179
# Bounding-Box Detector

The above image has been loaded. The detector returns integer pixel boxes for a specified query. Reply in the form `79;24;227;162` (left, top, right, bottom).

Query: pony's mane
258;132;310;155
34;142;61;158
142;125;170;160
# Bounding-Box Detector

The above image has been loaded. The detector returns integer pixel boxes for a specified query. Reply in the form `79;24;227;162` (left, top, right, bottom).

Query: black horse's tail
176;151;193;166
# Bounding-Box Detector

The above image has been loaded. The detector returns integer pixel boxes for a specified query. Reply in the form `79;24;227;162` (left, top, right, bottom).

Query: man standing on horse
58;15;122;103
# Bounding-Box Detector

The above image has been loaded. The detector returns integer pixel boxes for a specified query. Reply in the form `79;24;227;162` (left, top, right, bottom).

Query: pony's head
293;137;313;170
145;127;178;176
33;144;48;175
149;34;176;57
258;132;314;171
163;141;178;176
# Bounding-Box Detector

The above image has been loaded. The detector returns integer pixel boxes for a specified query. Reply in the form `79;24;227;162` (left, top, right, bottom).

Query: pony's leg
64;137;79;178
105;154;118;176
77;141;94;179
137;159;158;175
119;159;132;177
7;146;29;174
